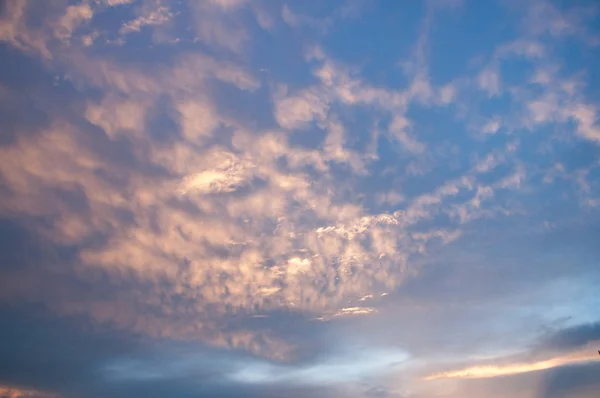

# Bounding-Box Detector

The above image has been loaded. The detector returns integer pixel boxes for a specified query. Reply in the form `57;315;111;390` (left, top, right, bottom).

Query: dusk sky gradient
1;0;600;397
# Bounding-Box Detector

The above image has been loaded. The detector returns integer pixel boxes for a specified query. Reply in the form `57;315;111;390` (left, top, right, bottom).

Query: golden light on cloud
424;347;600;380
334;306;377;316
0;386;56;398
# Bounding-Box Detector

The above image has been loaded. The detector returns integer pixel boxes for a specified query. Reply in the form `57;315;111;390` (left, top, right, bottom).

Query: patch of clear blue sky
429;1;517;84
323;1;423;90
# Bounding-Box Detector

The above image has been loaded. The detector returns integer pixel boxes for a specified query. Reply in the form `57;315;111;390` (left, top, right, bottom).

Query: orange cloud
425;345;600;380
0;386;56;398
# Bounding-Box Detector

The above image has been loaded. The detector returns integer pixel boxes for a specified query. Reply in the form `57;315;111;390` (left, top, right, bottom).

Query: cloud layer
1;0;599;397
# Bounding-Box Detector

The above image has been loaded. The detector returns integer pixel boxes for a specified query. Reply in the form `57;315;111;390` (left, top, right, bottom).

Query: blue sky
0;0;599;397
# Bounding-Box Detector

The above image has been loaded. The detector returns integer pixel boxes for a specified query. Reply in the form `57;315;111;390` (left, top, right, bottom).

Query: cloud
388;116;425;154
477;68;500;96
282;4;332;34
274;88;330;130
424;345;600;380
228;345;408;386
187;0;256;53
333;306;377;317
177;151;254;195
0;386;55;398
85;95;149;140
0;85;480;360
281;1;363;33
539;322;600;352
105;0;135;5
568;104;600;144
1;1;600;397
481;117;501;135
120;4;173;35
55;3;94;43
494;39;545;60
537;362;600;398
438;84;456;104
524;0;600;46
0;1;52;58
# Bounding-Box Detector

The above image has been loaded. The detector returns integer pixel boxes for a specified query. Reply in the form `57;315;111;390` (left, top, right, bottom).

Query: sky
0;0;599;397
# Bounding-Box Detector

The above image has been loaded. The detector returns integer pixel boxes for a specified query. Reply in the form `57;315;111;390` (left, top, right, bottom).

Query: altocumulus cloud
0;0;600;397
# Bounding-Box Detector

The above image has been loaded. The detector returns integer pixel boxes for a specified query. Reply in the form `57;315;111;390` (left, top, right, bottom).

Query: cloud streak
424;346;600;380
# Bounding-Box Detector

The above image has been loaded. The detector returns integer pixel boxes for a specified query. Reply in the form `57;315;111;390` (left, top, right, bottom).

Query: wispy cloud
424;345;600;380
120;5;173;35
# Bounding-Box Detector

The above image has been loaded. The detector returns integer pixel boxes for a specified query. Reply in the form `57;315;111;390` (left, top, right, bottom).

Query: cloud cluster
1;2;600;397
0;0;486;360
2;0;598;360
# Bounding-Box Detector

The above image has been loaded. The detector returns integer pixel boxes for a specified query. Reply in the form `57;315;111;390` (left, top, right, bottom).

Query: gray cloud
537;362;600;398
539;322;600;352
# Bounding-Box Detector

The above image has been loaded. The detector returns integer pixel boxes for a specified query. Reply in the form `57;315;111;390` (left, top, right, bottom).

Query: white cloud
376;191;405;207
333;307;377;317
178;152;254;195
274;88;330;130
525;0;600;45
389;116;425;154
322;117;366;172
285;257;313;275
55;3;94;43
567;103;600;144
104;0;135;6
494;39;545;60
495;166;526;190
438;84;456;104
527;94;559;124
120;5;173;35
478;68;500;96
175;98;221;143
482;118;501;135
208;0;248;11
85;95;148;139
